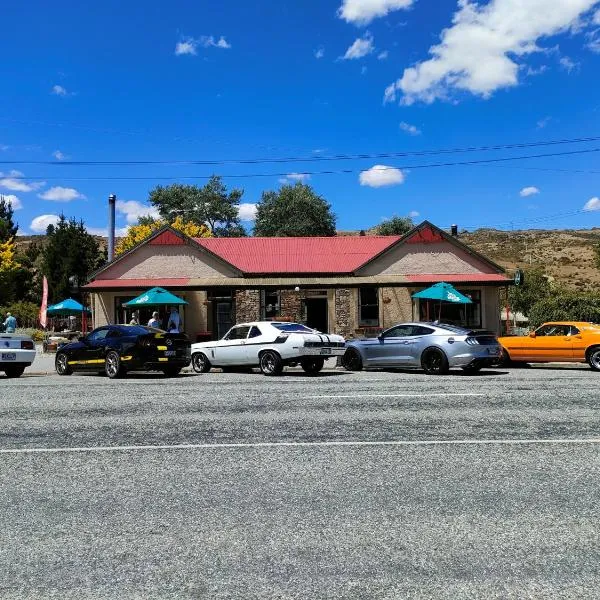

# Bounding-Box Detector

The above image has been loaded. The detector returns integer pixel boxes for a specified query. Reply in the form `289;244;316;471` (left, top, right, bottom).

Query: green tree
40;215;104;302
0;195;18;241
149;176;246;236
528;292;600;328
508;268;554;316
375;216;414;236
253;183;336;237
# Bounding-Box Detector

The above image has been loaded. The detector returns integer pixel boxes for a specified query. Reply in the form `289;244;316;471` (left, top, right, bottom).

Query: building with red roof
84;221;511;338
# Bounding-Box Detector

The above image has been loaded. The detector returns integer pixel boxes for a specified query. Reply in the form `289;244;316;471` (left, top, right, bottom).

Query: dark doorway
304;298;328;332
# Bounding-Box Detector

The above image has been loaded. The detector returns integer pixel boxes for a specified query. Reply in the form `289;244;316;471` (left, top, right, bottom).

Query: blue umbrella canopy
412;282;473;304
123;287;187;307
46;298;92;316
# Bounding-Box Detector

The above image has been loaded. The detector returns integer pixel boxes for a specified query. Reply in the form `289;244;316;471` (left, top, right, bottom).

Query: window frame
358;287;379;327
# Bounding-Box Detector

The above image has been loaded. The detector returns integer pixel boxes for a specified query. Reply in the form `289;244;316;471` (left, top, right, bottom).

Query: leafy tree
508;267;554;316
253;183;336;237
375;216;414;236
149;176;246;236
40;215;105;303
115;216;212;255
529;292;600;328
0;238;20;305
0;195;18;242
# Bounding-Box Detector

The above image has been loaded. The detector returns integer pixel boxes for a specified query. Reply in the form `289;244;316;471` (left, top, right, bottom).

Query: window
272;323;313;333
261;290;281;320
224;326;251;340
418;289;481;328
249;326;262;338
87;328;109;342
536;324;570;336
359;287;379;327
384;325;413;338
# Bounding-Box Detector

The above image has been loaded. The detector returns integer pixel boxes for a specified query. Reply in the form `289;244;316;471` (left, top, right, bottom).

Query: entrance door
215;301;233;340
304;298;328;332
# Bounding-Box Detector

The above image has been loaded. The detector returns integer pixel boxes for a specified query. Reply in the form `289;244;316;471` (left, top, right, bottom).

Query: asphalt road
2;364;600;598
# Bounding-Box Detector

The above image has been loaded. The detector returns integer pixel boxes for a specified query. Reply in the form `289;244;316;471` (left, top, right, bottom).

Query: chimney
450;224;458;237
108;194;116;261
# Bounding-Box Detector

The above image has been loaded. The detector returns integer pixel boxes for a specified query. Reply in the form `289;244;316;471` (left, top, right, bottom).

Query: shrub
528;292;600;328
0;301;40;328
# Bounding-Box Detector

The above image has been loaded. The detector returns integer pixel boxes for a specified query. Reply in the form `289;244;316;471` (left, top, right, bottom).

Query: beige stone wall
234;290;261;323
96;245;238;281
280;290;302;322
380;287;414;329
482;287;501;334
358;241;497;276
334;288;354;338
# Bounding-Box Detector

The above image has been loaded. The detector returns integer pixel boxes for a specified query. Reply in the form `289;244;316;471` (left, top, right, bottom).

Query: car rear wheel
192;352;211;373
301;357;324;374
162;366;182;377
421;348;449;375
105;351;124;379
342;348;363;371
4;366;25;378
55;352;73;376
587;346;600;371
259;350;283;376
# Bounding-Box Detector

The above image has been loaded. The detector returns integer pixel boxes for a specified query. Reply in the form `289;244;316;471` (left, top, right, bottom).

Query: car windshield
271;323;315;333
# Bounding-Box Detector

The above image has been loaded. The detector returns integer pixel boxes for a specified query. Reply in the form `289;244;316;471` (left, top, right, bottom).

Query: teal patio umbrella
46;298;92;316
123;287;187;308
412;282;472;321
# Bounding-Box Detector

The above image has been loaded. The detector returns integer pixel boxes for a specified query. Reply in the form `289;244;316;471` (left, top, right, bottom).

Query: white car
191;321;346;376
0;332;36;378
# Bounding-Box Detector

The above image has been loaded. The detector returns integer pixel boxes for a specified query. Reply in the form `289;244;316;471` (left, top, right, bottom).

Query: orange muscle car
498;321;600;370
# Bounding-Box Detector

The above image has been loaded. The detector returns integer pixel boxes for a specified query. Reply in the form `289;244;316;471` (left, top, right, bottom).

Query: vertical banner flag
39;276;48;329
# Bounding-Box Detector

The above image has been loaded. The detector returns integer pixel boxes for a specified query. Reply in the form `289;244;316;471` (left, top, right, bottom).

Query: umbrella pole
439;301;442;322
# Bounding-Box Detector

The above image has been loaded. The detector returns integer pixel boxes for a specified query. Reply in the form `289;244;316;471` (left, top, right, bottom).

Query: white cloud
559;56;579;71
238;203;258;221
51;85;68;96
0;170;45;192
399;121;421;135
378;50;389;60
30;214;60;233
584;197;600;211
338;0;414;25
52;150;67;161
361;65;368;74
315;47;325;59
594;9;600;24
408;210;420;218
2;194;22;210
588;33;600;53
0;144;9;151
175;39;197;55
520;186;540;197
200;36;231;49
359;165;405;187
383;0;599;105
38;186;85;202
115;200;160;224
525;64;548;76
342;33;374;59
280;173;311;184
86;226;129;237
537;116;551;129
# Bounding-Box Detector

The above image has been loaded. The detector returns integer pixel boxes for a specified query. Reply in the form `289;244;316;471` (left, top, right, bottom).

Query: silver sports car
342;322;501;375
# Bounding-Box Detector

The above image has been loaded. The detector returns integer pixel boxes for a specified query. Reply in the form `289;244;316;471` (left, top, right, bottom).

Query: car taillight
21;340;34;350
465;337;478;345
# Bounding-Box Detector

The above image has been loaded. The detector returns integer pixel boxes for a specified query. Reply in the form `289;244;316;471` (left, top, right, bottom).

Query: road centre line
2;438;600;455
304;393;486;399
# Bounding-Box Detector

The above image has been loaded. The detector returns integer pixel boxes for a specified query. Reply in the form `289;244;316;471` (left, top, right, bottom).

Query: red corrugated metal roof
84;278;190;289
406;274;511;283
193;236;401;274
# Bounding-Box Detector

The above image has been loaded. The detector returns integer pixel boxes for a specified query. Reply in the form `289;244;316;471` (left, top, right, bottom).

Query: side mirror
529;331;536;338
377;333;384;341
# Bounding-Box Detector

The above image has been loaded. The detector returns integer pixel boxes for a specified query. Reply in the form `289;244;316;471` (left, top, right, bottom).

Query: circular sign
514;268;524;287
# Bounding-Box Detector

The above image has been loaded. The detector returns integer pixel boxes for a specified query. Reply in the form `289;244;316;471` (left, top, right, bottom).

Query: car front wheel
105;351;124;379
55;352;73;376
192;352;211;373
587;346;600;371
301;357;324;374
342;348;363;371
421;348;449;375
259;350;283;376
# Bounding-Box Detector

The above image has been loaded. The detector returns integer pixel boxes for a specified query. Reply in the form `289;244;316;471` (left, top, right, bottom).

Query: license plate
320;348;332;355
1;353;16;361
165;350;176;356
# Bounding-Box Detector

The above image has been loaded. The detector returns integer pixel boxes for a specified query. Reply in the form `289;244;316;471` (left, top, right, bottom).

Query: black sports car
55;325;191;379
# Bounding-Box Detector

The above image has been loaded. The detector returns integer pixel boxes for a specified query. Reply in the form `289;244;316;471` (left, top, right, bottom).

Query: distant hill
16;227;600;290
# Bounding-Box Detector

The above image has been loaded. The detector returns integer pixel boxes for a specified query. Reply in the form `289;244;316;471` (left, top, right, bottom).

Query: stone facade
234;290;260;323
380;287;414;329
279;290;302;322
334;288;354;339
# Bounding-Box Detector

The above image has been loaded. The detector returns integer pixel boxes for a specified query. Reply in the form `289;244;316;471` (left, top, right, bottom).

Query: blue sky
2;0;600;236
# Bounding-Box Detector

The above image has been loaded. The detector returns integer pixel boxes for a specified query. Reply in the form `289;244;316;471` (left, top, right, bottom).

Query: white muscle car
0;332;36;378
191;321;346;375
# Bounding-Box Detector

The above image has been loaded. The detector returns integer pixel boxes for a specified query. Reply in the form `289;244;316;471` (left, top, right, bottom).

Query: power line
8;146;600;181
456;208;593;231
2;134;600;167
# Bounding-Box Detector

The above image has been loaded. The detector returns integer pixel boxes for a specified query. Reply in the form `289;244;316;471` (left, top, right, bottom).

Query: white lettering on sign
447;292;460;302
136;295;150;304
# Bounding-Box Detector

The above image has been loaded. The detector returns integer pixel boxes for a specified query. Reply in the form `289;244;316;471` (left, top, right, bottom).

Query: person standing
148;311;161;329
3;312;17;333
129;310;140;326
167;306;181;333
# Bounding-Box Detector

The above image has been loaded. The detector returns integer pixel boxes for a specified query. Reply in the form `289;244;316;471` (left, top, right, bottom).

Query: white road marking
305;393;486;399
2;438;600;455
